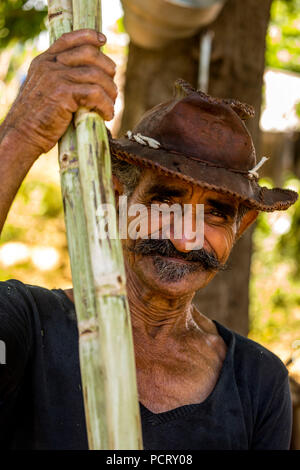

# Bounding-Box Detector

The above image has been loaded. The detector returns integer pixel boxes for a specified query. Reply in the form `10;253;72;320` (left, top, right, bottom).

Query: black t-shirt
0;279;292;450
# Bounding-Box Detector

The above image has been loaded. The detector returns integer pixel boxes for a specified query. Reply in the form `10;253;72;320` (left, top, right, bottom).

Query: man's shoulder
0;278;75;322
216;321;288;384
235;330;287;375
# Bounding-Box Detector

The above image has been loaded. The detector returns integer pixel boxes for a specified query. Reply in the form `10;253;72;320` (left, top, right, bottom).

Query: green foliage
0;0;47;50
266;0;300;73
5;43;29;82
18;180;63;218
249;175;300;345
295;101;300;119
0;224;25;243
116;16;126;34
277;178;300;277
255;210;272;237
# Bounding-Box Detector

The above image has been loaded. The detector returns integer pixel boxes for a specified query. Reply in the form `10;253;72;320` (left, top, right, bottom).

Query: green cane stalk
47;0;142;450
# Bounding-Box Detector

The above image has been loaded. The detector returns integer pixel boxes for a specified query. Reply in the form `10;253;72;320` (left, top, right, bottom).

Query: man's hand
2;29;117;160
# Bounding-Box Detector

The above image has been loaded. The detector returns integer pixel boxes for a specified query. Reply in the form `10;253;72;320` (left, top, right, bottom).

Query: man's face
118;169;241;297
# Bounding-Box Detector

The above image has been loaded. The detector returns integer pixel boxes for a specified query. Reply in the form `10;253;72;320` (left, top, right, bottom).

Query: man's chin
133;255;212;295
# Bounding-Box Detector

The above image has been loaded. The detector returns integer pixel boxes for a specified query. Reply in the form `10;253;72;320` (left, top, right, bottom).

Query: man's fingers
48;28;106;54
57;46;116;77
70;83;115;121
4;29;115;158
62;67;118;101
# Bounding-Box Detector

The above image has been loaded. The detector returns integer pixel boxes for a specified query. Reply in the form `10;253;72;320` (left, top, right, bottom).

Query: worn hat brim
110;137;298;212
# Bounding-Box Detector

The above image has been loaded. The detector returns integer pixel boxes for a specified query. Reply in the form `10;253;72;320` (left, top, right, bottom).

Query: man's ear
236;209;259;240
112;175;124;209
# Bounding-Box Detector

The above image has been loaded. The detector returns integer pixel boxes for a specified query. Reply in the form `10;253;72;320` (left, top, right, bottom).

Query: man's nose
169;233;201;253
168;207;204;253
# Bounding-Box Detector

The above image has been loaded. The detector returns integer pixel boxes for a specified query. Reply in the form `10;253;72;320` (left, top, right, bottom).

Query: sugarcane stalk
48;0;142;450
48;0;107;448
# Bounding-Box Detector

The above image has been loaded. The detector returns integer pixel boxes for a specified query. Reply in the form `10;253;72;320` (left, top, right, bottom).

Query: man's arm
0;28;117;234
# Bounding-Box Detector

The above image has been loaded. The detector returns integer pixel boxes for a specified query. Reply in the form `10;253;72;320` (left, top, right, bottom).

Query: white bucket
121;0;226;49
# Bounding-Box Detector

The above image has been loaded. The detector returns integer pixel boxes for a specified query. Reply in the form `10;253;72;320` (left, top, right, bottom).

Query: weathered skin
0;29;258;414
0;29;116;232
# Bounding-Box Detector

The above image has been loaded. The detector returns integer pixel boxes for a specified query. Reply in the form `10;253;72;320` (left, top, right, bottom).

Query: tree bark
119;35;200;136
120;0;272;335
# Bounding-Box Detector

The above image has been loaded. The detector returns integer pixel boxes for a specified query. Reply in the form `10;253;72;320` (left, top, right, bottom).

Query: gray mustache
132;239;226;272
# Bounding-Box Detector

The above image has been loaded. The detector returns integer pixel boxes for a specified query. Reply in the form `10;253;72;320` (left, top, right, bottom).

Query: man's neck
125;267;194;339
63;269;194;336
64;266;202;340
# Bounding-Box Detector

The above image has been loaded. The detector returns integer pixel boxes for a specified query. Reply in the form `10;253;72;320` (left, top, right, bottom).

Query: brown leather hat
110;80;298;211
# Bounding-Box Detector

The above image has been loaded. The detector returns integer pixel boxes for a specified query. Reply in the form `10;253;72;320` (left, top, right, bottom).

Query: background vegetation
266;0;300;74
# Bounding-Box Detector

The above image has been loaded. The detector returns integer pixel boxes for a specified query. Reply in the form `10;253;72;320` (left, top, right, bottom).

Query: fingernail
97;32;106;43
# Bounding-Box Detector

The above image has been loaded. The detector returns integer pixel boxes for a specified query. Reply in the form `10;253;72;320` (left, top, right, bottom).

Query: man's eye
209;209;226;219
151;197;172;204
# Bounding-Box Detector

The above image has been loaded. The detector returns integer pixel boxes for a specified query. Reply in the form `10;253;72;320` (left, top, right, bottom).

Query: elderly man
0;30;298;450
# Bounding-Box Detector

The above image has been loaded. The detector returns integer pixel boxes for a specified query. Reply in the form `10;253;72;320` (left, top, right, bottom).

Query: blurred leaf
271;287;289;309
116;16;126;34
18;180;63;218
295;101;300;119
266;0;300;73
277;194;300;277
40;183;63;217
1;224;25;243
0;0;47;50
255;212;272;237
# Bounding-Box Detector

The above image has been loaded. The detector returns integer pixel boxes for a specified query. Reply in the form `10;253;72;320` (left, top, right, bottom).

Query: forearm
0;29;116;236
0;124;36;234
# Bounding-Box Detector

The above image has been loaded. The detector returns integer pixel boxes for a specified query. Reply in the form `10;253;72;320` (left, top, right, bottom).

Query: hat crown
133;85;256;172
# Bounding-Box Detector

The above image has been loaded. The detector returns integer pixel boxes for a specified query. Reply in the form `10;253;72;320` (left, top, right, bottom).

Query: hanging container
121;0;226;49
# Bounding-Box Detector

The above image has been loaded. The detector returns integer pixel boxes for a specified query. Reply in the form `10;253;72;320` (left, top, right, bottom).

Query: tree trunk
120;0;272;335
119;35;200;136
